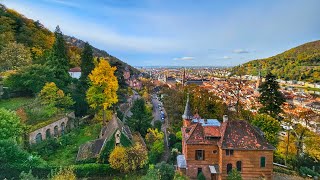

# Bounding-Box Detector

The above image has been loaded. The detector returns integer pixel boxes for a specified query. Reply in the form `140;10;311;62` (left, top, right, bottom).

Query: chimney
223;115;228;122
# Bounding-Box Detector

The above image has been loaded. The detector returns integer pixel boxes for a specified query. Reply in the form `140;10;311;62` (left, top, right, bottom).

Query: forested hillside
233;40;320;83
0;4;138;81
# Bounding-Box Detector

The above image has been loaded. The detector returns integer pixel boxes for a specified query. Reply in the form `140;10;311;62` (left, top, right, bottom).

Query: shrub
197;172;206;180
299;166;320;177
155;162;175;180
0;164;53;180
173;142;182;152
227;169;242;180
51;167;76;180
169;133;177;147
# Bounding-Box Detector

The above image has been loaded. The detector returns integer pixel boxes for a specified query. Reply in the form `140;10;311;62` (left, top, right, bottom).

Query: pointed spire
182;93;193;120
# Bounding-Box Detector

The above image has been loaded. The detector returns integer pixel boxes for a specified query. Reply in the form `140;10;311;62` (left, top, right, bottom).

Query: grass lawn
0;97;34;110
46;123;101;166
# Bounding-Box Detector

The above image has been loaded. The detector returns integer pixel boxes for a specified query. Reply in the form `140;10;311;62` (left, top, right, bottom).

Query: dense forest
233;40;320;83
0;4;139;83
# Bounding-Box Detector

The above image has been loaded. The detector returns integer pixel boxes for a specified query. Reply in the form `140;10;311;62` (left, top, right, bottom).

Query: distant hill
0;4;139;85
233;40;320;83
64;35;139;75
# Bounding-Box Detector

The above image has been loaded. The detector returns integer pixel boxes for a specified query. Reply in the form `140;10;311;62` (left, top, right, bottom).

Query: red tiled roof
69;67;81;72
203;126;221;137
183;123;220;145
220;120;275;150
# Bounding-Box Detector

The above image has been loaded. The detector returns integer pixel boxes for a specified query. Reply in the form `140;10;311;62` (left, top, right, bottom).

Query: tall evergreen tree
79;42;94;88
46;26;71;89
258;72;285;118
74;42;94;116
127;99;152;136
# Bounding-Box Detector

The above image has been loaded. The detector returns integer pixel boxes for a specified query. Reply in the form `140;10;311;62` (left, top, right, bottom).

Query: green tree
258;72;285;118
46;26;71;88
227;169;242;180
145;128;164;148
86;59;118;125
155;162;175;180
0;42;32;71
73;42;94;116
4;64;55;95
0;139;45;166
79;42;94;88
127;99;152;136
251;114;281;146
141;165;160;180
190;86;227;119
0;108;23;140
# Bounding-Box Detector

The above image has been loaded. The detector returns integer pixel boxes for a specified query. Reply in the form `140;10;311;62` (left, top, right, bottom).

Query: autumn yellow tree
109;144;148;173
109;146;129;172
39;82;74;110
145;128;164;149
86;59;119;126
127;143;148;171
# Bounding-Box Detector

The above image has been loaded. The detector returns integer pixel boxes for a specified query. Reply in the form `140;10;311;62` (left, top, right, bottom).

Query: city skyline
2;0;320;67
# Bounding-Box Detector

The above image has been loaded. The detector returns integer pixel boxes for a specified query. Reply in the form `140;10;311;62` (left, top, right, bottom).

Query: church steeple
182;93;193;127
256;66;262;90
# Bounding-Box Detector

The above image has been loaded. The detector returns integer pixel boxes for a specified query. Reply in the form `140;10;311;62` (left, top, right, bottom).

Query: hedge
72;163;119;177
0;163;118;179
0;164;53;179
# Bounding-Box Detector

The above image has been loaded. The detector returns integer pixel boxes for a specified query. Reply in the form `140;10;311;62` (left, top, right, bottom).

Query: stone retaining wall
29;112;75;144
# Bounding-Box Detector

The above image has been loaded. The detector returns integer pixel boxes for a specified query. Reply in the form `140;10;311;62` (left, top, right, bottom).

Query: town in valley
0;1;319;180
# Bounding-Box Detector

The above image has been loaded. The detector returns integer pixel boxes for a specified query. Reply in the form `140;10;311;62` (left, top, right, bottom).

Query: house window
236;161;242;172
195;150;205;160
226;149;234;156
227;163;232;174
213;150;218;154
260;157;266;168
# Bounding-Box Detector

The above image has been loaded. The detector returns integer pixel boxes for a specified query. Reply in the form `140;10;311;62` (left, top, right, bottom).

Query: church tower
182;93;193;127
256;69;262;90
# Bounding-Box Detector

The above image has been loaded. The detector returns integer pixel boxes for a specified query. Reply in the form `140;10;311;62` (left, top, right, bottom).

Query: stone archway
35;133;42;143
54;125;59;136
61;122;65;135
46;129;51;139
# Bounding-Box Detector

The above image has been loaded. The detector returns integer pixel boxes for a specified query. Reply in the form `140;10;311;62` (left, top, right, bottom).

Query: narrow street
123;91;140;122
151;94;170;162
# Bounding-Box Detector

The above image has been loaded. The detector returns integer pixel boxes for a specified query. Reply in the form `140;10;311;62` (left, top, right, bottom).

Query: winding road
151;94;170;162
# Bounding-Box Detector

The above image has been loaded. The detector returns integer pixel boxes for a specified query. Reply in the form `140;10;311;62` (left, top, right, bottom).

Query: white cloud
233;49;249;54
173;56;194;61
222;56;232;59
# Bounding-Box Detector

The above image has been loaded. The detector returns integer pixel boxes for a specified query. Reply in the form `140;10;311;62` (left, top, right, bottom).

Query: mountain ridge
233;40;320;83
0;4;139;79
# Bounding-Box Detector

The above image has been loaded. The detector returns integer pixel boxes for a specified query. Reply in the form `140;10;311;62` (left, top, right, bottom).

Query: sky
1;0;320;67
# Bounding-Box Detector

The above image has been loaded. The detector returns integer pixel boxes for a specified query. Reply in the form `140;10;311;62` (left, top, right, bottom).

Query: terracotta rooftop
203;126;221;137
220;120;275;150
183;123;220;145
183;118;275;150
